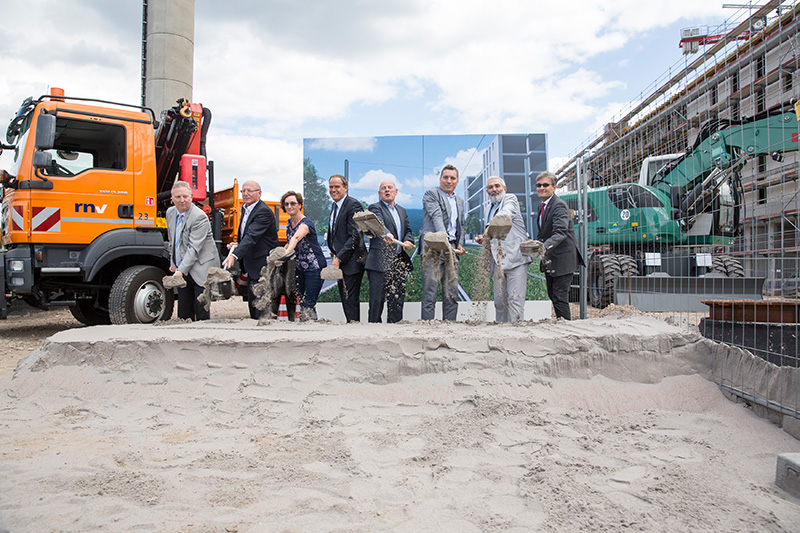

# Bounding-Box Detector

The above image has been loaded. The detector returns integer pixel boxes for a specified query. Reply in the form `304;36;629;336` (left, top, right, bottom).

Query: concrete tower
143;0;195;115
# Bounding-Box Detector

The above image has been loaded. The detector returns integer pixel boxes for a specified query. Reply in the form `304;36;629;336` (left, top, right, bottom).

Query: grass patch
319;244;548;303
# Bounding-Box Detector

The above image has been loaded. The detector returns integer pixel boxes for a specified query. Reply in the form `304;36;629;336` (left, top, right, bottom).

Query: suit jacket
420;187;465;254
364;201;414;273
236;200;279;281
327;195;367;276
536;194;582;277
486;194;531;273
167;204;220;284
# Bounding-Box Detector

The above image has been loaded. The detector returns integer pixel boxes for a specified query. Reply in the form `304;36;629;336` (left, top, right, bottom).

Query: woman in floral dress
281;191;327;320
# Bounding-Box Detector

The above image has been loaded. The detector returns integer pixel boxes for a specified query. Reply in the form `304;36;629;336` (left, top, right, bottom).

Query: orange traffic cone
277;295;300;321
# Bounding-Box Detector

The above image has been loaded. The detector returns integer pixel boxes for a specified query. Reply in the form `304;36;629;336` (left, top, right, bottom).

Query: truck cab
1;90;181;323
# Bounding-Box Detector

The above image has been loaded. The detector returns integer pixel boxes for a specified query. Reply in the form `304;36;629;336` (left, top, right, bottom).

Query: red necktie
539;202;546;225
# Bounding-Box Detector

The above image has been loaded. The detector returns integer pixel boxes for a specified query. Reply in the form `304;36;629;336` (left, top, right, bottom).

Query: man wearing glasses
535;171;582;320
222;180;279;319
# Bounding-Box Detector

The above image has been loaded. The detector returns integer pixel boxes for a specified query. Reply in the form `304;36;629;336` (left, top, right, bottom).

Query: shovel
353;211;403;245
423;231;452;253
484;214;512;240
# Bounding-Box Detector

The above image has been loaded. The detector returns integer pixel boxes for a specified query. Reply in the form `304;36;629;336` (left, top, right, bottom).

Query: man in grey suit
476;176;532;322
365;180;415;323
420;164;466;321
535;171;582;320
167;180;221;320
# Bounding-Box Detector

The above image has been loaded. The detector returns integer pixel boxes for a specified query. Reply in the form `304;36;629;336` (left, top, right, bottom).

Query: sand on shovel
353;211;386;238
197;267;233;311
320;265;343;280
423;231;452;253
484;213;512;240
422;231;458;300
162;274;187;289
267;247;288;266
520;239;545;258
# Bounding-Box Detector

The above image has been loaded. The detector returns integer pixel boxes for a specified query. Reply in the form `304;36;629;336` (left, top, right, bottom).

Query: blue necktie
174;213;185;266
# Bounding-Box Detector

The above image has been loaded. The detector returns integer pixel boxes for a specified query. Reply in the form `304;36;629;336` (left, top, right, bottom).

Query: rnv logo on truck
74;203;108;214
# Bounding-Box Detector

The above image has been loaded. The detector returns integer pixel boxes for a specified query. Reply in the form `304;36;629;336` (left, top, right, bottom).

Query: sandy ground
1;301;799;532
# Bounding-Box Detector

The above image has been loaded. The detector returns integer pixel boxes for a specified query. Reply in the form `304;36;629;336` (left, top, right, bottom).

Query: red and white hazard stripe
31;207;61;232
11;206;24;231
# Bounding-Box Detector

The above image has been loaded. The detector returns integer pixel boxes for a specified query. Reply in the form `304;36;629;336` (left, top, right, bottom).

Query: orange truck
0;89;286;323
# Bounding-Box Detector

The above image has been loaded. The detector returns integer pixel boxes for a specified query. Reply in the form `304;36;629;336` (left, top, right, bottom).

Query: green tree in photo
303;157;330;234
464;214;482;237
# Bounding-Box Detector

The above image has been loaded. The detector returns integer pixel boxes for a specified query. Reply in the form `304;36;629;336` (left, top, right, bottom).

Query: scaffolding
556;1;800;421
558;0;800;281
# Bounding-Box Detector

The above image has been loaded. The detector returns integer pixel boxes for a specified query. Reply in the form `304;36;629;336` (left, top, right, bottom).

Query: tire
616;254;639;278
109;266;174;324
588;253;620;308
721;256;744;277
712;255;744;277
69;297;111;326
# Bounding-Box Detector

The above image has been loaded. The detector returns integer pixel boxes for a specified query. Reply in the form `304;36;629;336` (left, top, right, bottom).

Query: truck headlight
9;260;24;272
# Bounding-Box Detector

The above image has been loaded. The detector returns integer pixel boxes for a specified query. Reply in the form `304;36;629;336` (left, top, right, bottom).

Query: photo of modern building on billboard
302;133;547;242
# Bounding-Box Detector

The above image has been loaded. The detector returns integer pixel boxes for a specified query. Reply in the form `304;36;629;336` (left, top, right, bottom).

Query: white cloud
305;137;377;153
351;169;398;191
422;147;484;188
208;134;302;202
1;0;736;185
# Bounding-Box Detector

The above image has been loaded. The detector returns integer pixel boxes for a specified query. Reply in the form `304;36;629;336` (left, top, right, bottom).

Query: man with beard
475;176;531;322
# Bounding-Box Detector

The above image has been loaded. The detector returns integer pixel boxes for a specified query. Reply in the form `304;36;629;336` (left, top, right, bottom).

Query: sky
0;0;760;202
305;134;493;207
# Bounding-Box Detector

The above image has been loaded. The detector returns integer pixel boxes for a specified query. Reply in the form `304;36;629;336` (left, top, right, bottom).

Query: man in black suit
365;180;415;323
222;180;279;319
535;171;582;320
327;174;366;322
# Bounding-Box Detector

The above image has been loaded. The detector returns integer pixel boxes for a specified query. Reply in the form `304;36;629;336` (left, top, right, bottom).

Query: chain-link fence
556;1;800;419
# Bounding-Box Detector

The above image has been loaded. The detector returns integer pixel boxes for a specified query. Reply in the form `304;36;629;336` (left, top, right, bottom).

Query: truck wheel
109;266;174;324
721;256;744;277
712;255;744;277
616;255;639;278
69;297;111;326
588;254;620;308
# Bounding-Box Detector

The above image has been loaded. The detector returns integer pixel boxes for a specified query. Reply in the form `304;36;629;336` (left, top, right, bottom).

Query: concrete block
782;416;800;441
776;453;800;499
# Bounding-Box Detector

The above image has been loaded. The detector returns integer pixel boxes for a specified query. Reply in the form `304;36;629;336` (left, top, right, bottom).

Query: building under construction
557;1;800;287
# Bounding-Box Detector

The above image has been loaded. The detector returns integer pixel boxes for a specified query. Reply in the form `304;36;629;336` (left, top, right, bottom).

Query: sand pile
0;317;799;532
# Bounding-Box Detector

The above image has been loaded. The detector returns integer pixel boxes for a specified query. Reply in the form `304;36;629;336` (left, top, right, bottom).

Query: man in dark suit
365;180;415;323
222;180;279;319
327;174;366;322
167;181;221;320
535;171;582;320
420;164;466;321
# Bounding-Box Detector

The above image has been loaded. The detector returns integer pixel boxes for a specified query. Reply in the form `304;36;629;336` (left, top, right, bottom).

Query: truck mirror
35;113;56;150
32;150;53;169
